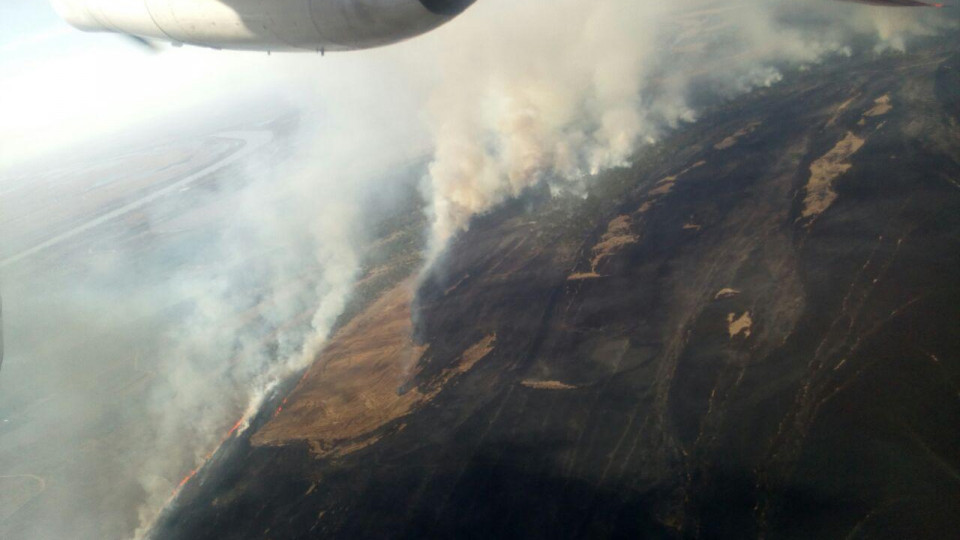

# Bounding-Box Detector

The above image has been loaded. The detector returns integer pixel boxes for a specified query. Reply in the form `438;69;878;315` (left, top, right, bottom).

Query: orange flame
167;414;247;500
176;469;197;490
226;418;245;437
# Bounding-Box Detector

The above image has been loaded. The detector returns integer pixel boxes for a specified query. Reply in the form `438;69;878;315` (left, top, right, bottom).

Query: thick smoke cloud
420;0;954;254
128;130;369;536
0;1;953;540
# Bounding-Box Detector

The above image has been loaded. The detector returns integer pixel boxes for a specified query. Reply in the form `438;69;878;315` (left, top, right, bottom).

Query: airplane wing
50;0;477;53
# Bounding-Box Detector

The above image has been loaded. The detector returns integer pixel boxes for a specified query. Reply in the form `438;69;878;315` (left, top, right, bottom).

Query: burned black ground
154;42;960;539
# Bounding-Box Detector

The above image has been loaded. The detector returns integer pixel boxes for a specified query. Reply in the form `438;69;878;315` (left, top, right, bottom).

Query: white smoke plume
126;138;364;536
418;0;955;255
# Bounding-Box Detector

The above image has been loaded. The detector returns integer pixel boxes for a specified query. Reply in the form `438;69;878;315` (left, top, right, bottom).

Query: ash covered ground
152;39;960;539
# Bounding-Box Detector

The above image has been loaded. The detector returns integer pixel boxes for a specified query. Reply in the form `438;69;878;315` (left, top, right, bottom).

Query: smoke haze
420;0;954;253
0;1;954;539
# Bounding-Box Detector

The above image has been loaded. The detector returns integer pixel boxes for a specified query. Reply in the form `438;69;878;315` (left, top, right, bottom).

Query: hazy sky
0;1;304;168
0;1;158;166
0;0;61;46
0;0;96;80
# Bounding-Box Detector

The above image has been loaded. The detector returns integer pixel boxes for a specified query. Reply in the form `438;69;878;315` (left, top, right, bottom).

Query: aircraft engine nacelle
50;0;476;52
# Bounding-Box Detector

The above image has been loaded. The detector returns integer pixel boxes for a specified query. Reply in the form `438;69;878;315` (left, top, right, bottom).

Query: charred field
153;40;960;539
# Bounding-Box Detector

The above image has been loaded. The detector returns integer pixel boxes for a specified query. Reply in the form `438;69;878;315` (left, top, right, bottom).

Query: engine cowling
50;0;476;51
